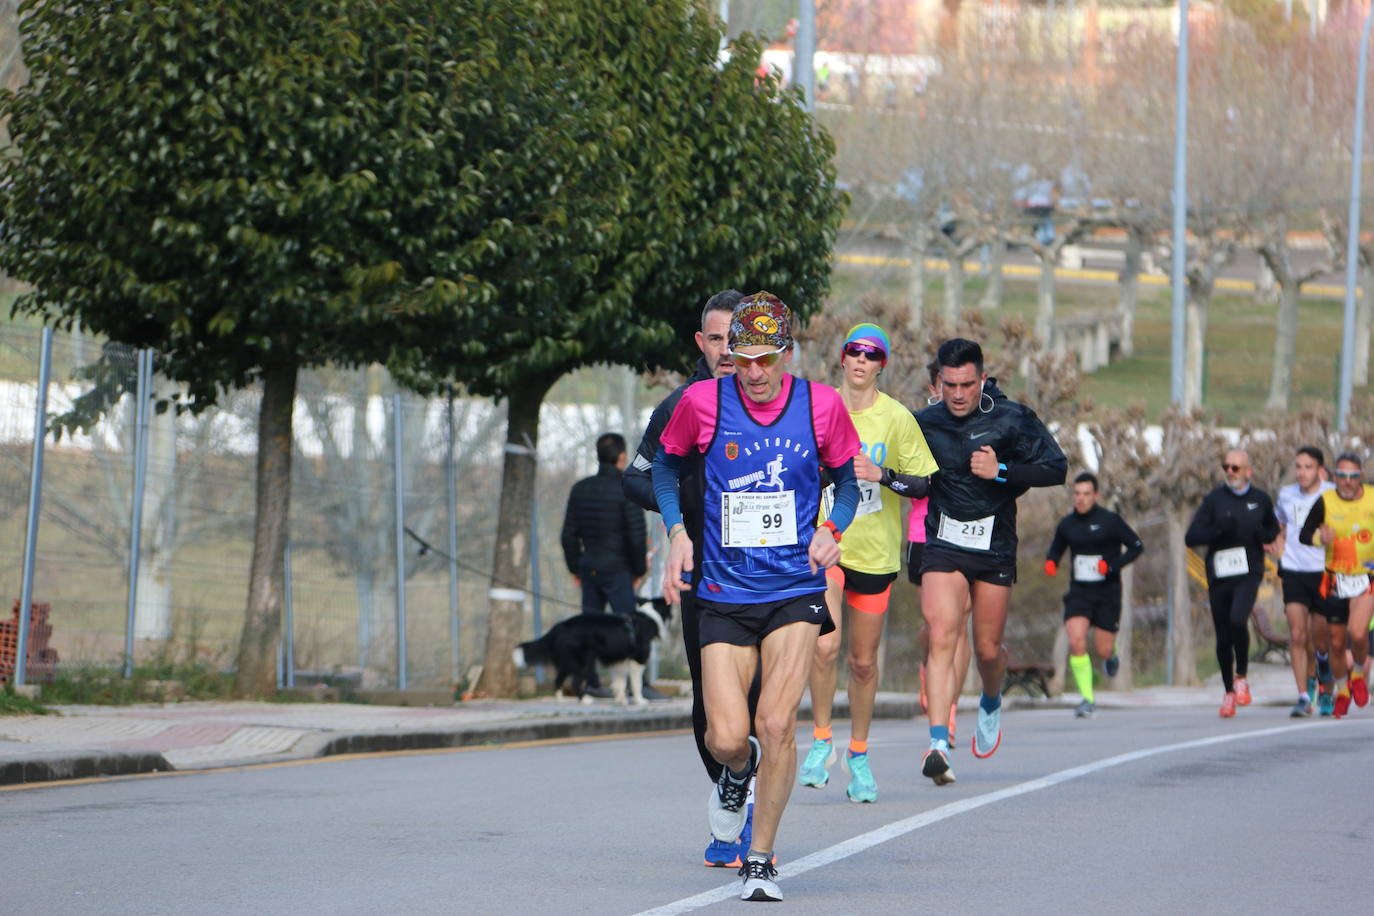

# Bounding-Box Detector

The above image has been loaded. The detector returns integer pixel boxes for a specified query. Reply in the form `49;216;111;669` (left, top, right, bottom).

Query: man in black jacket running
1045;471;1144;717
1185;449;1279;718
916;338;1067;786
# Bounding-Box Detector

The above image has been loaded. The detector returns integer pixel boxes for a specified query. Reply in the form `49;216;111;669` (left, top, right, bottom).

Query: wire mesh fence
0;321;660;689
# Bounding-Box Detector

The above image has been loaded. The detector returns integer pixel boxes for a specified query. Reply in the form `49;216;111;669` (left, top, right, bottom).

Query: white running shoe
739;855;782;902
708;736;758;843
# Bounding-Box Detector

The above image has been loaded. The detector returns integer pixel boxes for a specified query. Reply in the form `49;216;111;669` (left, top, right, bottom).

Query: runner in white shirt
1273;446;1335;716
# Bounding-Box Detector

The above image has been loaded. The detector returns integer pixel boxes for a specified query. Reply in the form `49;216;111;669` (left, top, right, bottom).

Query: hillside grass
829;264;1355;424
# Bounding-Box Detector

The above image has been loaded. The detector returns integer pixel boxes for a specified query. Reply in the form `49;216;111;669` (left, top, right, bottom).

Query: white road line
634;720;1363;915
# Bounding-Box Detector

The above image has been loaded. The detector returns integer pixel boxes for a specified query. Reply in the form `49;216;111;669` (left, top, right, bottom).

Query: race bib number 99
937;513;994;552
722;491;798;548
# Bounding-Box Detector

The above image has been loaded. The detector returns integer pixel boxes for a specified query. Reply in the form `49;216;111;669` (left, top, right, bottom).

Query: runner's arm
879;468;929;499
623;389;682;513
1185;493;1227;547
825;458;860;532
1002;411;1068;489
1046;520;1068;565
1110;515;1145;572
1260;497;1280;544
652;448;686;533
1298;497;1325;546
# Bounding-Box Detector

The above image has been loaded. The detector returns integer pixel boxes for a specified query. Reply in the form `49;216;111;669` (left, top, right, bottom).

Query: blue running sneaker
1306;676;1318;705
842;751;877;803
704;804;751;867
1104;654;1120;678
1290;694;1313;718
972;698;1002;759
797;738;835;788
1318;689;1335;717
703;834;743;868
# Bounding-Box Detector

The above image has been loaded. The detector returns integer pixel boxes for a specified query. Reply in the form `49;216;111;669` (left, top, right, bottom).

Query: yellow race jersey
1315;487;1374;574
822;391;938;575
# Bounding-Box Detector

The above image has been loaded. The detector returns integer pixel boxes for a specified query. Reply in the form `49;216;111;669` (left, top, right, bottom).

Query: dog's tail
512;634;552;670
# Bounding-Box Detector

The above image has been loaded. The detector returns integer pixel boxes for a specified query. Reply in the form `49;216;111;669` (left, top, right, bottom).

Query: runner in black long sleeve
1044;472;1144;717
1184;449;1280;718
915;338;1068;785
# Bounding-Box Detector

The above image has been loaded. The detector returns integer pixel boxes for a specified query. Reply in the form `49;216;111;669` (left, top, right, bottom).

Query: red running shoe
1219;692;1236;718
1234;677;1252;707
1351;674;1369;708
1334;690;1352;718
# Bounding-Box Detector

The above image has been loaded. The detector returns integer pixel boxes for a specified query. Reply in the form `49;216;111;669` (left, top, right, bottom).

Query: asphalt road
3;708;1369;915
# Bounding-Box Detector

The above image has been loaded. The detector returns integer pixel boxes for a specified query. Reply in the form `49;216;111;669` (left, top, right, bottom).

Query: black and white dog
512;597;672;704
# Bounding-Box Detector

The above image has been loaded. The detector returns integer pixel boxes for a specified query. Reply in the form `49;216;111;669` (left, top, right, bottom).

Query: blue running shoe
703;834;743;868
704;804;751;867
1306;676;1318;705
1104;654;1120;678
1318;690;1335;717
797;738;835;788
972;699;1002;759
842;751;877;803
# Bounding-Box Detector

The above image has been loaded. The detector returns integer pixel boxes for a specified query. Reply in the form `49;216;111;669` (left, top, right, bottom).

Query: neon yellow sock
1070;653;1095;704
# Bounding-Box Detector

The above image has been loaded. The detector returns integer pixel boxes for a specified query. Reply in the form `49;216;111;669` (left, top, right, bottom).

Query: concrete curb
0;750;171;786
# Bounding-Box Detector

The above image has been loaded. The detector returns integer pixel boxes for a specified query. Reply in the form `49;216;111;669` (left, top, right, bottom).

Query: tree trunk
1265;274;1301;412
1034;248;1057;344
1358;262;1372;388
1116;226;1142;357
1184;286;1209;410
979;236;1006;309
1168;510;1199;686
477;373;558;697
907;221;929;325
134;396;178;641
944;250;965;322
234;360;299;698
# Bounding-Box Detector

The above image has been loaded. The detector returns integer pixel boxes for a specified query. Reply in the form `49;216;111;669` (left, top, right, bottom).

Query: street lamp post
1338;6;1374;433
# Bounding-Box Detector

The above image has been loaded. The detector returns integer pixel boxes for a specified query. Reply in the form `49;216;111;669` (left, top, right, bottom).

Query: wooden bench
1004;663;1055;698
1250;605;1290;664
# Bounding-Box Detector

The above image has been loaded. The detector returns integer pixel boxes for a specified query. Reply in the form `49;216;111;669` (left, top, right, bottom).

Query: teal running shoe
972;699;1002;759
797;738;835;788
1318;690;1335;717
1306;676;1318;705
842;751;877;803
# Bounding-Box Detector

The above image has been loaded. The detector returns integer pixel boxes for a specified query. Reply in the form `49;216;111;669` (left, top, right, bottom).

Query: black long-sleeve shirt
1046;504;1144;591
1184;484;1279;586
916;379;1068;565
561;463;647;577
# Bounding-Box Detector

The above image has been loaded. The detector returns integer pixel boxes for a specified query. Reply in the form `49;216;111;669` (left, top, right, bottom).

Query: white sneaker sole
741;879;783;902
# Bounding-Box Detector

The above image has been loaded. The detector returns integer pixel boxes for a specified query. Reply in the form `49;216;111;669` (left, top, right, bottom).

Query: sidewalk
0;664;1303;787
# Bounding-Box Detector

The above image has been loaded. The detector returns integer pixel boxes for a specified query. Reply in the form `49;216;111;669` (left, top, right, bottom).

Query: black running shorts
697;592;835;648
906;541;925;586
1280;569;1327;611
919;544;1016;587
1062;584;1123;633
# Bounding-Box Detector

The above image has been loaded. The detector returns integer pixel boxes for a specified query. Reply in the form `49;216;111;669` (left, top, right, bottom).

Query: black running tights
1208;576;1260;693
680;589;761;783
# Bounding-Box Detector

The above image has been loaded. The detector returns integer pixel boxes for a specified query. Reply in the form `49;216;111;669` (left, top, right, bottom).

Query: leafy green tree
0;0;627;695
392;2;846;696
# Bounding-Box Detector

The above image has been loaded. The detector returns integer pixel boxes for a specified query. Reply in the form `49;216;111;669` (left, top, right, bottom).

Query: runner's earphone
979;379;994;414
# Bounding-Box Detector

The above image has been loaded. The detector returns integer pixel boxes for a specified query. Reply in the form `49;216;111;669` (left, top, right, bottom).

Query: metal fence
1;320;657;688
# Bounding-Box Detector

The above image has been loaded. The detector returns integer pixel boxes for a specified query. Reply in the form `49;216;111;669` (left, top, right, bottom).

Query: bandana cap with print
729;291;793;350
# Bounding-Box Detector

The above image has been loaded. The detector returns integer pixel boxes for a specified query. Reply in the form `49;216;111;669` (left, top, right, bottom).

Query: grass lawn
829;263;1357;425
